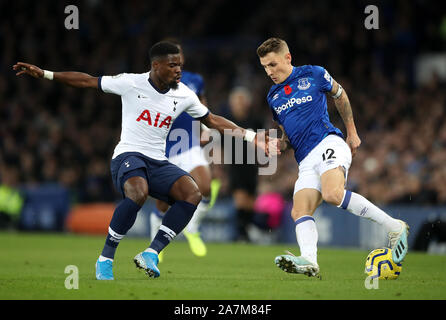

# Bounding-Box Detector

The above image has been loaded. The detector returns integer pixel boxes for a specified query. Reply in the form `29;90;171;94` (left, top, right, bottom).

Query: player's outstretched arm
13;62;98;89
330;80;361;157
200;111;280;157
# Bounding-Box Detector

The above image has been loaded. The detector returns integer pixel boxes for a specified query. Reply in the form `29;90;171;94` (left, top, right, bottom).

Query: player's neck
278;66;294;84
149;73;170;93
283;66;294;82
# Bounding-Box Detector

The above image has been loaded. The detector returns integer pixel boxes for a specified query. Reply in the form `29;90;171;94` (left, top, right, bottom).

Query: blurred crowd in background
1;0;446;206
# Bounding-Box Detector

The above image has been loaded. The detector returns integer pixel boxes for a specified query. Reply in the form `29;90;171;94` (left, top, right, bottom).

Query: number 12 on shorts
322;148;336;161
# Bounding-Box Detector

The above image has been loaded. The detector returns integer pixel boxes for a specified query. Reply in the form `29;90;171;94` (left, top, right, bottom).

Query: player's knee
185;187;202;206
291;208;313;221
128;189;148;206
171;176;202;205
321;189;344;206
199;184;211;198
123;178;149;206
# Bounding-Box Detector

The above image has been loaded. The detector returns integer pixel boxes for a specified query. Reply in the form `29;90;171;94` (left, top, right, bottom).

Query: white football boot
275;251;321;279
388;219;409;263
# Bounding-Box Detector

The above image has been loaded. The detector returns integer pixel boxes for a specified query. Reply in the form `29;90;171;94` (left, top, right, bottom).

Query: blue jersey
267;65;343;163
165;70;205;157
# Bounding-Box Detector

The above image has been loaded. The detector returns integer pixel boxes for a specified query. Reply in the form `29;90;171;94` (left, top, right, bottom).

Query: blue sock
149;200;197;253
101;198;141;259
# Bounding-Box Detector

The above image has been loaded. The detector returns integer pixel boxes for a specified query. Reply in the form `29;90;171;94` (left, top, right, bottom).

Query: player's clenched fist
254;131;281;157
13;62;44;78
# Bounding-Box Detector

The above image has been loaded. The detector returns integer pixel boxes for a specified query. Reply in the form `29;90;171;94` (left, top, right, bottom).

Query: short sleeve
312;66;333;93
99;73;133;96
185;92;209;119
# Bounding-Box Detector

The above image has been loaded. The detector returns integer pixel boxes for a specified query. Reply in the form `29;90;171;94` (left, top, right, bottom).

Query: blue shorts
110;152;190;204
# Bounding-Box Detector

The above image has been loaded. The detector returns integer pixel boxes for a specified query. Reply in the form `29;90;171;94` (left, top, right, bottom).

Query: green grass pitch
0;232;445;300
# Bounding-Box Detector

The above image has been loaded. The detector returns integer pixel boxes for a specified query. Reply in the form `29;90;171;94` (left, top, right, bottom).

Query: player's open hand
13;62;44;78
254;131;281;157
346;134;361;158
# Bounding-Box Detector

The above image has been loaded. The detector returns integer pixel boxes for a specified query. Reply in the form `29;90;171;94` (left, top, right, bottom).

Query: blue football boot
95;259;114;280
134;252;160;278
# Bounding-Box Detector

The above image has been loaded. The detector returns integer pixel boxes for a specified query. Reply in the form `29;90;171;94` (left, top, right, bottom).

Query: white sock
150;210;164;241
295;215;318;265
143;248;159;254
338;190;401;233
186;197;210;233
98;255;113;262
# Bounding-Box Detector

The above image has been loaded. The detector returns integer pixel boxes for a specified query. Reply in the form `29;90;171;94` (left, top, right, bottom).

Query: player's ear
285;52;292;65
151;60;159;71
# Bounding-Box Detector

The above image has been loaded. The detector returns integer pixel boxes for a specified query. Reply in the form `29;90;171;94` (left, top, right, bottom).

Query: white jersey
99;72;209;160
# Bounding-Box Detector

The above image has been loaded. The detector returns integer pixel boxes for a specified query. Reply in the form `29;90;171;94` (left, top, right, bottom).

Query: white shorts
293;134;352;194
168;145;209;173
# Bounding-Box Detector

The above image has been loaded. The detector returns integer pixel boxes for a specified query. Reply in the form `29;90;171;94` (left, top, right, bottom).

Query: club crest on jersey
297;78;311;90
173;100;178;112
284;85;292;95
136;109;172;129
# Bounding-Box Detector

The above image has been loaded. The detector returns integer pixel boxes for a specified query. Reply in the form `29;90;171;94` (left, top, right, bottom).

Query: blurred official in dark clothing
224;87;264;241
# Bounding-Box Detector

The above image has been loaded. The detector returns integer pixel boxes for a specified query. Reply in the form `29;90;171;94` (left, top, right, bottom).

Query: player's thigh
169;175;202;205
320;166;346;206
291;188;322;221
189;165;212;198
111;153;149;202
317;134;351;205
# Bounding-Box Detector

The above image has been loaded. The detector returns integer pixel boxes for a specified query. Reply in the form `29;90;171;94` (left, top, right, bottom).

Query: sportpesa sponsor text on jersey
267;65;343;163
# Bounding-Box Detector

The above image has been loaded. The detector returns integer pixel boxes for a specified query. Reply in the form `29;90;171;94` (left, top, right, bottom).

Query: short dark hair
149;41;180;61
256;38;289;57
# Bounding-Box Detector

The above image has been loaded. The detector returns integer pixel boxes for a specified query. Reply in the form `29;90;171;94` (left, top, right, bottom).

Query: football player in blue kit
150;40;212;260
256;38;409;277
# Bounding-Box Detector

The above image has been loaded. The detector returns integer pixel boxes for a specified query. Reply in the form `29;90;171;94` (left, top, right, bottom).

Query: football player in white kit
14;41;279;280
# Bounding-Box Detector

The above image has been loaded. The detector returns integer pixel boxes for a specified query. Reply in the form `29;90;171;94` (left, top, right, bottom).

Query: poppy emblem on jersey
284;85;292;95
297;78;311;90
